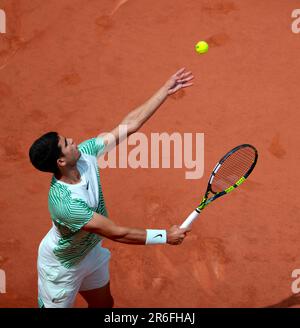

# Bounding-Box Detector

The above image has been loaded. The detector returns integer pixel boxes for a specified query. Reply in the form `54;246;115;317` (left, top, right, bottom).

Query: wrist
161;84;170;96
145;229;167;245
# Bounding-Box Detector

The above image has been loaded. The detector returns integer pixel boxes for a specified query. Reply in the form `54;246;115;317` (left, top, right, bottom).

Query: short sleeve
49;196;94;233
78;137;106;158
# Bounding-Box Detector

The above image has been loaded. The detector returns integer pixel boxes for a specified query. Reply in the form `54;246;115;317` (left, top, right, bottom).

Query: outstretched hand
164;67;194;95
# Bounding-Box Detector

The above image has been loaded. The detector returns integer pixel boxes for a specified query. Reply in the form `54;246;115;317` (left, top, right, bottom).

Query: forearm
95;225;168;245
83;213;186;246
109;226;147;245
137;85;169;124
122;85;169;130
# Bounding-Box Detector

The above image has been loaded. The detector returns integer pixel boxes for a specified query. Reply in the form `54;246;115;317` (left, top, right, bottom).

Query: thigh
80;246;111;291
79;282;114;308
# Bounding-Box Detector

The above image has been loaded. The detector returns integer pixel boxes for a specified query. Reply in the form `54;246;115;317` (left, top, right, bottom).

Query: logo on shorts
154;234;163;238
86;181;89;190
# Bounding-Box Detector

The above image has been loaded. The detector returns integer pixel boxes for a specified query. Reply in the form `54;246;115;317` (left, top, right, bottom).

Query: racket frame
198;144;258;210
180;144;258;228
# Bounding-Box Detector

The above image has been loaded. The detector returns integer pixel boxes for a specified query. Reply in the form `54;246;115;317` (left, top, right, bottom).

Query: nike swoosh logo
154;234;163;238
86;182;89;190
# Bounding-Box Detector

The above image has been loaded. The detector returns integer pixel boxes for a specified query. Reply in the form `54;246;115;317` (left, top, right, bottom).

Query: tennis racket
180;144;258;228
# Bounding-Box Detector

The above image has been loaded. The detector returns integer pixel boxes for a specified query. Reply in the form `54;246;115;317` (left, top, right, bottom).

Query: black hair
29;132;62;174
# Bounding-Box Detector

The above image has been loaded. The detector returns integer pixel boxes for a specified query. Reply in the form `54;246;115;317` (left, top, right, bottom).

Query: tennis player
29;68;194;308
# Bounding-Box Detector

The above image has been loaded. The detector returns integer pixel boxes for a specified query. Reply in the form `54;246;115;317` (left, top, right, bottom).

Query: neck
55;166;81;184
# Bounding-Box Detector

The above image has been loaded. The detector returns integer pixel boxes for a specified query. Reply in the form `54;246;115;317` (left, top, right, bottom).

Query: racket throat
198;196;207;210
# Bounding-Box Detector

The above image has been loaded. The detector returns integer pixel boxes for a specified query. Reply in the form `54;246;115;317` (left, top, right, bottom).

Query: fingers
182;82;194;88
176;225;191;233
173;68;194;80
174;67;186;76
183;227;192;233
167;224;192;245
178;233;187;244
173;226;191;233
167;79;194;95
179;227;191;242
181;71;193;78
176;74;194;85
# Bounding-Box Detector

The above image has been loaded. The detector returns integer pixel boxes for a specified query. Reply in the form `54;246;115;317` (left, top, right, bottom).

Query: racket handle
180;209;201;229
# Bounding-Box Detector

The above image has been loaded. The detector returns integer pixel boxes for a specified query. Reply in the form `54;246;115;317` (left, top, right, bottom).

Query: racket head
207;144;258;196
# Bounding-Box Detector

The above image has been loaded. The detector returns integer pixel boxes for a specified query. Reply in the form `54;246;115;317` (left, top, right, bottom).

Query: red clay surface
0;0;300;308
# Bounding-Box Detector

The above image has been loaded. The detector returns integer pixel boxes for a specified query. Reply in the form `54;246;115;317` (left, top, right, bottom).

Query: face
57;135;81;169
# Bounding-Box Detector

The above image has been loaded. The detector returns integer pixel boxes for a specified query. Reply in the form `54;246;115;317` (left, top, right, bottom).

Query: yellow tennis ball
195;41;209;54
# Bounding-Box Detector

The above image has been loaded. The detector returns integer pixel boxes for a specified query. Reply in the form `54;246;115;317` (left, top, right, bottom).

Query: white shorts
38;243;111;308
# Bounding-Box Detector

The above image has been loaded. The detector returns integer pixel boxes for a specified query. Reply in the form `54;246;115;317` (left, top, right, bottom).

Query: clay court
0;0;300;307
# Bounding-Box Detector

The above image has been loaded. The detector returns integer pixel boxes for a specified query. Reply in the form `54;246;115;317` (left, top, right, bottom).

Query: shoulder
78;137;105;157
48;177;71;207
48;178;92;220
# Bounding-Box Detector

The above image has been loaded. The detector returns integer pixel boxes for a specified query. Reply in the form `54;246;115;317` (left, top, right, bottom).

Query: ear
57;157;66;168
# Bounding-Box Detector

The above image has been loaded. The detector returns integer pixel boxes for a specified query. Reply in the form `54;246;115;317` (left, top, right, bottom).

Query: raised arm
98;67;194;152
82;212;191;245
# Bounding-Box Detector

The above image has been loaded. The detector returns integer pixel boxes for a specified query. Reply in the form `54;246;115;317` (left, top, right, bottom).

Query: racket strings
211;147;256;192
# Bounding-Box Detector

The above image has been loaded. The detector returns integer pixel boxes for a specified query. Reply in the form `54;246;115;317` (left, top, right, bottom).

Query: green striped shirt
48;137;107;268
